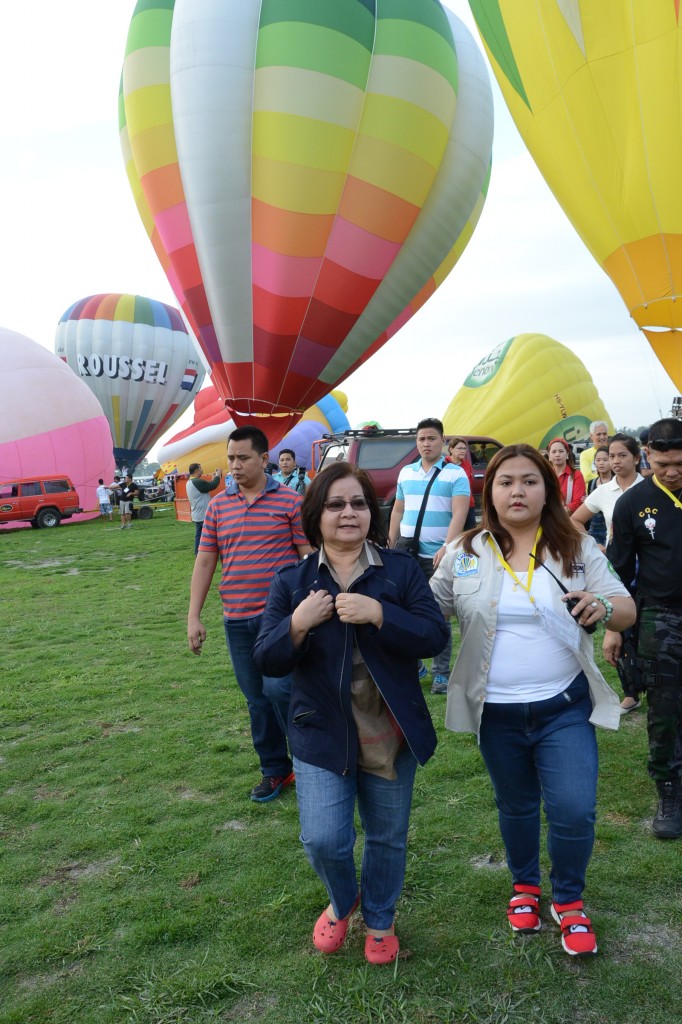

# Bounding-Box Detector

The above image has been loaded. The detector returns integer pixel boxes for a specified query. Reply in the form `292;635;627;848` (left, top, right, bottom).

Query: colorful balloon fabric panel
442;333;613;450
55;294;205;469
0;327;115;518
121;0;493;441
469;0;682;389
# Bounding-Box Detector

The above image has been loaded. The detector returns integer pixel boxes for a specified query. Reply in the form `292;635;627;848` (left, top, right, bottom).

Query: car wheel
36;508;61;528
137;505;153;520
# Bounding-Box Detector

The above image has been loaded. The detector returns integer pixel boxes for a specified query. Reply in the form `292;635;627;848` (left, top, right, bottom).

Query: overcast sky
1;1;677;461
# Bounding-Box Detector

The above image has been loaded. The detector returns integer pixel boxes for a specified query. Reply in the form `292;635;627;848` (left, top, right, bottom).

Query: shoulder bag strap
413;466;441;546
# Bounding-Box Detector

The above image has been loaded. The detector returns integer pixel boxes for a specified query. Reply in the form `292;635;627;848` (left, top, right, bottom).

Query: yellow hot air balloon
468;1;682;390
442;333;613;449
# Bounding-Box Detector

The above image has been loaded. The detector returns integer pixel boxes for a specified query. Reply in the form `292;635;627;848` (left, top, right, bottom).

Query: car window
468;443;502;468
0;483;19;499
43;479;71;494
319;442;349;469
356;438;416;470
20;482;43;496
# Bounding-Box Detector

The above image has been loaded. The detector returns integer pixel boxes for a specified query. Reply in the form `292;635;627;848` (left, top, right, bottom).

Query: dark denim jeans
294;745;418;930
224;616;292;778
479;672;598;905
417;556;451;676
194;520;204;556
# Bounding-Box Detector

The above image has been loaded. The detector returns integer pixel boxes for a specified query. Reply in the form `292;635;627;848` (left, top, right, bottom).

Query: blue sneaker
431;675;449;694
418;663;429;680
250;772;295;802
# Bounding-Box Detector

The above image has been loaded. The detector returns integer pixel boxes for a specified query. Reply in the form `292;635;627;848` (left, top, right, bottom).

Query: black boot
652;780;682;839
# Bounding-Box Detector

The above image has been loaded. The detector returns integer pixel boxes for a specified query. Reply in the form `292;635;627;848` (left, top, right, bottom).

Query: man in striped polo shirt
388;418;470;694
187;426;312;802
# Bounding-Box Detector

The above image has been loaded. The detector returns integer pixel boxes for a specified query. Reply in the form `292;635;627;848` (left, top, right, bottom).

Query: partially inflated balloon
120;0;493;442
55;294;205;470
157;387;349;474
0;328;115;518
442;334;613;448
469;1;682;389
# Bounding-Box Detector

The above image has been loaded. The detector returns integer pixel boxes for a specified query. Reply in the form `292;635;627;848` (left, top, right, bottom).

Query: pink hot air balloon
120;0;493;444
0;327;115;520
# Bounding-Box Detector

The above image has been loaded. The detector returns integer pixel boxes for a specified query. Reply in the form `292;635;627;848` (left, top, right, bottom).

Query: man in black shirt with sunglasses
605;418;682;838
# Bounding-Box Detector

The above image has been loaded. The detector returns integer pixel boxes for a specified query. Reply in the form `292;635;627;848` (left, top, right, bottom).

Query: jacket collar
224;474;279;497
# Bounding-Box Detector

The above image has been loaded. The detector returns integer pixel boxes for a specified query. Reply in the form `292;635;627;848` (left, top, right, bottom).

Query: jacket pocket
291;706;326;754
451;577;482;596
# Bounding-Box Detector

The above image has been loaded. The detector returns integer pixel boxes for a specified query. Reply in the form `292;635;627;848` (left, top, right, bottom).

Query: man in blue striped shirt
389;418;470;693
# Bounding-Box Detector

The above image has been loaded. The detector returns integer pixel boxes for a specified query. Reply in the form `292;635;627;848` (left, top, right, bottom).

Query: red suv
0;476;82;529
312;427;503;525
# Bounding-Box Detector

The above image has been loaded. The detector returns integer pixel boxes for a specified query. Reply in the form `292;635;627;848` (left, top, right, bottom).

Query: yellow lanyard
652;475;682;510
488;527;543;604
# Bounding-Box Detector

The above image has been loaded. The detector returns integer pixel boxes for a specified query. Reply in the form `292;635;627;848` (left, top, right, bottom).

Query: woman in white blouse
571;434;643;545
431;445;635;958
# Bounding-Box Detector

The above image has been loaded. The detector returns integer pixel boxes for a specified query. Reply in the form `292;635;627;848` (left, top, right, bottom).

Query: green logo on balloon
539;415;592;450
464;337;514;388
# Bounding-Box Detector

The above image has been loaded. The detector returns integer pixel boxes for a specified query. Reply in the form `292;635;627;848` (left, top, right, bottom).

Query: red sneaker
551;901;598;957
507;883;542;933
249;771;295;802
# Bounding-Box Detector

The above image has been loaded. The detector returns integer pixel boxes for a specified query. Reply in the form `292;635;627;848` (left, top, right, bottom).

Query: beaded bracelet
593;594;614;625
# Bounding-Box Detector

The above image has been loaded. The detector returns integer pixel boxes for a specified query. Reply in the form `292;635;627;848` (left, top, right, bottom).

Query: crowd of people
185;415;682;964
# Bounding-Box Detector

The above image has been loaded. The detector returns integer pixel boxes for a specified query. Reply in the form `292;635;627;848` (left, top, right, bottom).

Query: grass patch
1;514;681;1022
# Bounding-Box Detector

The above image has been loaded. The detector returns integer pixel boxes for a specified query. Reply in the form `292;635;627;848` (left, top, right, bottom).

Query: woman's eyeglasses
323;497;369;512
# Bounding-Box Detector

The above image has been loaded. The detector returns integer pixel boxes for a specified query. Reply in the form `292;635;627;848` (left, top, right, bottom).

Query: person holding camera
273;449;311;495
431;444;635;958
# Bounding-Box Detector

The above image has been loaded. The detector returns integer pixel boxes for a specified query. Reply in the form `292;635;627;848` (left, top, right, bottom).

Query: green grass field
2;511;681;1023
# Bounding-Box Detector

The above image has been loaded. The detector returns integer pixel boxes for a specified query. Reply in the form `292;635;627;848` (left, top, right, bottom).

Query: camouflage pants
638;604;682;782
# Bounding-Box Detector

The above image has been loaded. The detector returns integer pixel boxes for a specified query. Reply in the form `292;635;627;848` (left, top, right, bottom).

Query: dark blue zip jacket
253;546;447;776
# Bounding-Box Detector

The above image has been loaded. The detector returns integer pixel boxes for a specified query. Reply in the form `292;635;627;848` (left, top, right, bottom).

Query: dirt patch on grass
470;853;507;870
53;892;79;915
33;785;68;801
18;962;83;992
180;872;201;889
603;811;632;825
5;558;73;570
610;922;682;964
223;993;278;1021
174;786;214;802
98;721;143;737
218;820;248;832
39;857;119;886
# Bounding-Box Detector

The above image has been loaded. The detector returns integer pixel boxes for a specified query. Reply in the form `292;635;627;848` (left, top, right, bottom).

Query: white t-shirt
583;474;643;539
96;484;111;505
486;570;581;702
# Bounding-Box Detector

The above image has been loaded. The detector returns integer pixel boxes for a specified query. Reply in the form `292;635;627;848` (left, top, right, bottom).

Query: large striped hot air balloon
55;294;205;470
469;0;682;390
120;0;493;444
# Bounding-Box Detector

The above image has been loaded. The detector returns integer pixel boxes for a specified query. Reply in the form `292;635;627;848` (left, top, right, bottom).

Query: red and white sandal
551;900;598;957
507;883;542;933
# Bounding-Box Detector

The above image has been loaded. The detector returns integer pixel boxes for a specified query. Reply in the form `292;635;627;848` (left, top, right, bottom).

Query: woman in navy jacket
254;462;447;964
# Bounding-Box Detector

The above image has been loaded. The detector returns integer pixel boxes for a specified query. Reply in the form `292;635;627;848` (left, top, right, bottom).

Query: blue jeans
294;746;418;930
479;672;597;905
194;520;204;556
224;616;292;778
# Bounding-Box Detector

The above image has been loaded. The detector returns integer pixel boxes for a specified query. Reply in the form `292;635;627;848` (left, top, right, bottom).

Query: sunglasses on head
323;497;369;512
648;439;682;452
